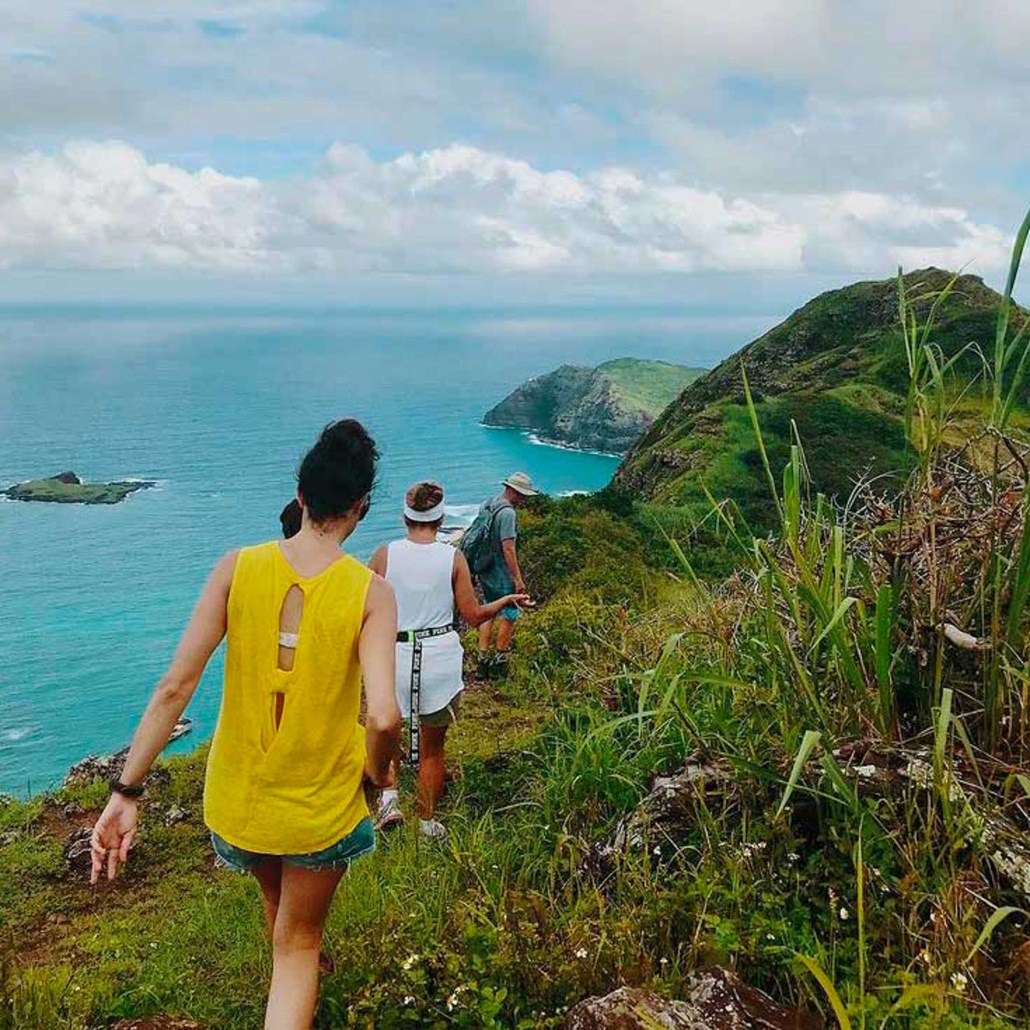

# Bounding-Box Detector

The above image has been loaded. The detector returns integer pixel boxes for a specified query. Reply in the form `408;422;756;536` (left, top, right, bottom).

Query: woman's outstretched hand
90;794;139;884
509;593;535;609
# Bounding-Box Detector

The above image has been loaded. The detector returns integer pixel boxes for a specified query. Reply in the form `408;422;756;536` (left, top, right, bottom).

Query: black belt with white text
397;624;457;765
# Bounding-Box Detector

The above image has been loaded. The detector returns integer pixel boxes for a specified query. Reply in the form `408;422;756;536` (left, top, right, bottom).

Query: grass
596;358;705;414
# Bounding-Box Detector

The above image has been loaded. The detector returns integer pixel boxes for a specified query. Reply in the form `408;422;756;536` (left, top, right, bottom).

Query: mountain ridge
615;267;1028;522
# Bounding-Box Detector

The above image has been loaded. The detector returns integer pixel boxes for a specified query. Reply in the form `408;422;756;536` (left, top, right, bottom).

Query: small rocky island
3;470;155;505
483;357;705;455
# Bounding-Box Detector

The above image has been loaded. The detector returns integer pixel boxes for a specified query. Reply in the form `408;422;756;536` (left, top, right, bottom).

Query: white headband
404;500;446;522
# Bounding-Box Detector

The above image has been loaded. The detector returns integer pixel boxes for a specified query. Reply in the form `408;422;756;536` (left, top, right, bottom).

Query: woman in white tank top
368;481;528;838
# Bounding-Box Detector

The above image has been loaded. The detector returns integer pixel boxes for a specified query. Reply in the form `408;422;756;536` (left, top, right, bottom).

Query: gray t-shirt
492;495;517;544
479;495;517;599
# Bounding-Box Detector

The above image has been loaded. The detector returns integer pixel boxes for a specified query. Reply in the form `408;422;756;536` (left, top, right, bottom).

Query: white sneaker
376;795;405;832
419;818;447;840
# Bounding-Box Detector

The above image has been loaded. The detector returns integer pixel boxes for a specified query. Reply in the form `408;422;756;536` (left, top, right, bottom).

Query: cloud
526;0;1030;97
0;141;272;270
0;140;1010;279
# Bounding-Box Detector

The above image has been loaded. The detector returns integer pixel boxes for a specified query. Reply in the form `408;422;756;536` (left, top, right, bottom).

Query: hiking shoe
474;654;495;681
376;795;405;832
490;652;510;680
419;818;448;840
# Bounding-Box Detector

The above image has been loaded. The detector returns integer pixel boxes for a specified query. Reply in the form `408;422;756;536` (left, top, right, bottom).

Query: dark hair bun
297;419;378;524
407;480;444;512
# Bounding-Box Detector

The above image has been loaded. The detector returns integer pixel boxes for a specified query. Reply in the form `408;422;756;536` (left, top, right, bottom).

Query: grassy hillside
4;462;1029;1028
596;358;705;415
616;269;1028;526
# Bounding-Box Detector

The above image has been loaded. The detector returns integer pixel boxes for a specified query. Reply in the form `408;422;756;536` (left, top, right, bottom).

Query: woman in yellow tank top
89;420;401;1030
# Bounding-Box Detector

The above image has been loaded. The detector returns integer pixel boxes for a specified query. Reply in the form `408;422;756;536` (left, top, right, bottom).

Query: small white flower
403;996;415;1005
839;907;849;920
653;845;662;855
575;947;588;959
446;988;462;1010
950;972;968;992
787;852;800;863
401;954;419;971
659;957;668;966
766;933;776;940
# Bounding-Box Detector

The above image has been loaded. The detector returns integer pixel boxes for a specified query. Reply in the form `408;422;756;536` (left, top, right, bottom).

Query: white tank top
385;539;463;717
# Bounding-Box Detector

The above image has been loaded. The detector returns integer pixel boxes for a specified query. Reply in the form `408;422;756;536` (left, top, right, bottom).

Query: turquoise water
0;306;757;793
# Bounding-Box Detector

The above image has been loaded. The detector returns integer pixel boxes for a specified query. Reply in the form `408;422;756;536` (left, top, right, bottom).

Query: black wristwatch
110;779;145;799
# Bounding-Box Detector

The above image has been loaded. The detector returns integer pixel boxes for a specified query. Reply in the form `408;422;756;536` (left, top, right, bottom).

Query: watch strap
110;778;145;799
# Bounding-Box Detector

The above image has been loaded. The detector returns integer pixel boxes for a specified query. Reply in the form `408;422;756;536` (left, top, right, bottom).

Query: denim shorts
480;574;521;621
211;816;376;873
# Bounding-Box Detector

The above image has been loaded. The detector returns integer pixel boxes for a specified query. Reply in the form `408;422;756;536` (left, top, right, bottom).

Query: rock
53;470;83;485
62;802;84;818
823;740;1030;903
0;792;14;808
63;827;94;876
64;750;129;788
484;359;705;456
590;757;737;869
564;969;820;1030
164;806;190;826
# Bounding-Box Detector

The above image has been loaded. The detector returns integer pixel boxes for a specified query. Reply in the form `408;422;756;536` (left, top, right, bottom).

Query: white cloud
0;142;272;270
0;140;1010;279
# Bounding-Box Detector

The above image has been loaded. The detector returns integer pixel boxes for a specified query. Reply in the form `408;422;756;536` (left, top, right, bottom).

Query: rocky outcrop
484;359;705;455
589;757;738;872
564;969;820;1029
3;471;155;504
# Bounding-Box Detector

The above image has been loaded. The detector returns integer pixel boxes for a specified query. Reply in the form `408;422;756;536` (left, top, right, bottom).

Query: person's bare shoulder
368;543;389;576
364;570;396;616
212;550;240;586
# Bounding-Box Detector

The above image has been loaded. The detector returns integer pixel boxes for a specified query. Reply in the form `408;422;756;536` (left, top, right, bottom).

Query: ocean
0;305;764;794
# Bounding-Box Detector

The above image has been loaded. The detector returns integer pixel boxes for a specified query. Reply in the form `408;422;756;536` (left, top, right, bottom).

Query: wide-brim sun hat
503;471;539;496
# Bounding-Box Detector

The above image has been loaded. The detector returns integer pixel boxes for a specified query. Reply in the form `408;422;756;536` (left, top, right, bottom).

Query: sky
1;0;1028;306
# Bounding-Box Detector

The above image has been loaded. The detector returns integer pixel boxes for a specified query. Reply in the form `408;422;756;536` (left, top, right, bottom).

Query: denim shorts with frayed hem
211;816;376;873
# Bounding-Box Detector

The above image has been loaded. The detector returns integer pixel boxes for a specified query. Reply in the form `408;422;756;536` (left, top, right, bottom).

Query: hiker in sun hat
459;471;540;680
368;481;529;838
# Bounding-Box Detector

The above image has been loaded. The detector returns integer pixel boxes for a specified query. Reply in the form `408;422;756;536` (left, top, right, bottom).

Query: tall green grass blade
810;597;857;653
965;906;1027;964
1005;500;1030;648
854;825;866;1030
820;750;859;813
993;206;1030;422
741;362;783;523
874;584;895;734
777;730;821;817
796;952;852;1030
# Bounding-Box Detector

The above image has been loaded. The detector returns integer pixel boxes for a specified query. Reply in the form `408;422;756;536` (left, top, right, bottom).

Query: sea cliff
483;358;705;455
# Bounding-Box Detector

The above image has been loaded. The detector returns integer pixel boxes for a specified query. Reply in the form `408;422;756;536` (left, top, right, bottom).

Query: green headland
483;357;705;455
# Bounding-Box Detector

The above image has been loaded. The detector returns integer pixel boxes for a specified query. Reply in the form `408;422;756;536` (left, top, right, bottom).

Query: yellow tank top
204;541;372;854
